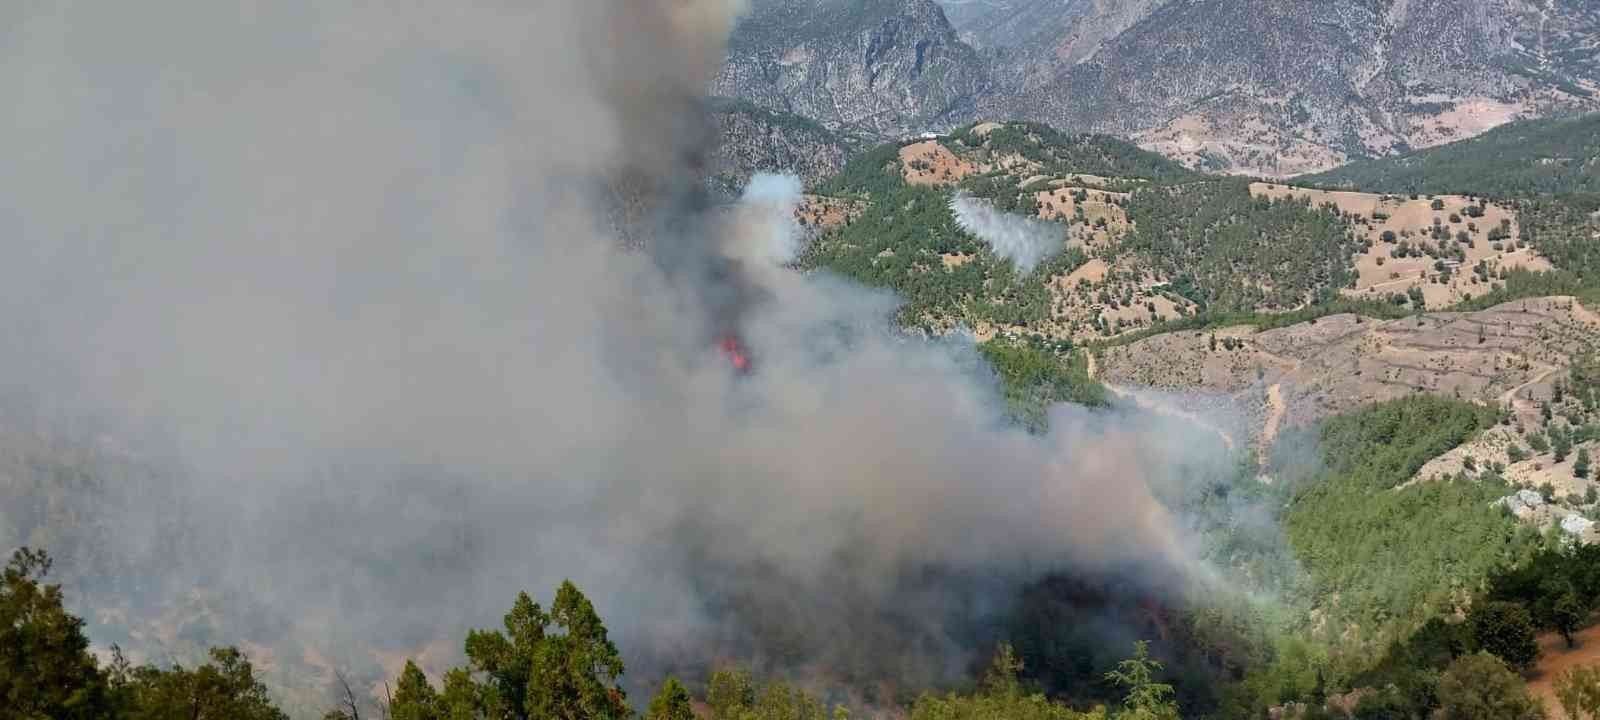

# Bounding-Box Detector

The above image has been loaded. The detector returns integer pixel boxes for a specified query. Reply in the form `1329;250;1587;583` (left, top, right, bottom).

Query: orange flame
719;336;751;373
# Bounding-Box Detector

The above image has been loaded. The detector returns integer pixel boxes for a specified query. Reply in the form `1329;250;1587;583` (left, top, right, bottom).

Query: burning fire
718;335;751;373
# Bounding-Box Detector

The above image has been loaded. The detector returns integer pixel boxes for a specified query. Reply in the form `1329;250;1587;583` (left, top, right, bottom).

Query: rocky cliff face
706;99;861;198
715;0;992;138
950;0;1600;175
715;0;1599;176
939;0;1162;63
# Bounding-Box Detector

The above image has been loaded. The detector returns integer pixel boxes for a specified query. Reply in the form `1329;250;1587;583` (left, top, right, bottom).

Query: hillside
1299;110;1600;196
965;0;1600;176
1294;111;1600;313
1099;296;1599;462
715;0;992;138
803;123;1384;344
1250;183;1553;308
796;115;1600;582
707;98;863;198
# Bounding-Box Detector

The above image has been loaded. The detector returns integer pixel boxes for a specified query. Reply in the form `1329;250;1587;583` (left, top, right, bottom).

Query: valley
774;103;1600;716
7;2;1600;720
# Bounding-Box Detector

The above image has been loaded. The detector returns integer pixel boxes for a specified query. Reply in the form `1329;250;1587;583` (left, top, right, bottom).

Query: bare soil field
795;194;865;231
1062;257;1110;285
1098;297;1600;465
1047;174;1137;190
884;122;1196;343
1135;113;1348;177
1410;422;1598;506
1405;96;1527;149
1528;618;1600;720
969;121;1003;137
898;140;977;186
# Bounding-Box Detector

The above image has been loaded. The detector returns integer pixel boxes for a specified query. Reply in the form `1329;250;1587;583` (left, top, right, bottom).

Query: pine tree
1554;431;1573;463
1105;641;1178;720
0;548;113;719
527;581;628;720
647;678;694;720
1552;588;1585;649
463;591;549;717
391;660;442;720
1470;601;1541;671
1437;653;1545;720
120;648;289;720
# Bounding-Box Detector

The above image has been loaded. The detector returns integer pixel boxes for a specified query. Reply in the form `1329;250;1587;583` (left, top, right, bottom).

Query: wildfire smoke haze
0;0;1225;712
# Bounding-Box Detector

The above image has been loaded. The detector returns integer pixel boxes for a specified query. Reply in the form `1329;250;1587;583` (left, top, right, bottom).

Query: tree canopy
0;547;287;720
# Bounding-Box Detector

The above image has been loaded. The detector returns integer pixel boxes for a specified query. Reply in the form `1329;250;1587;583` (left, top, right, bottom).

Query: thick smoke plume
949;194;1067;273
0;0;1220;713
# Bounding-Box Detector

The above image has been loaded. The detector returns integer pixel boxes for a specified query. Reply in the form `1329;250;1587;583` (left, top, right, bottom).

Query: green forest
977;338;1106;430
802;127;1388;341
1216;397;1593;718
1299;112;1600;197
801;143;1086;332
948;122;1198;186
1119;180;1359;312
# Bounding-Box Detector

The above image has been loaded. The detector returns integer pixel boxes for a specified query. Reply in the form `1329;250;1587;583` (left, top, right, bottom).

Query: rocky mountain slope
714;0;993;138
939;0;1163;64
706;98;862;198
718;0;1600;176
984;0;1600;176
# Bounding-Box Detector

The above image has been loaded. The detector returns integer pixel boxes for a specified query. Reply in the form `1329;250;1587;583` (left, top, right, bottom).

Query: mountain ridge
714;0;993;138
716;0;1600;175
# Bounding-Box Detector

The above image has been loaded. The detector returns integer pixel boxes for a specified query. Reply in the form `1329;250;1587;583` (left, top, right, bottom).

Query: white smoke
950;193;1067;273
726;173;806;266
0;1;1228;714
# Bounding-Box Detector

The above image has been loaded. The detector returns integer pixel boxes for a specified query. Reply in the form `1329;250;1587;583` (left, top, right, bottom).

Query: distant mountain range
714;0;1600;176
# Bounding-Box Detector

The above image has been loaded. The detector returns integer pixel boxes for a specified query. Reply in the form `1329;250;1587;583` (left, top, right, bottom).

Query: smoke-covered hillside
706;98;864;198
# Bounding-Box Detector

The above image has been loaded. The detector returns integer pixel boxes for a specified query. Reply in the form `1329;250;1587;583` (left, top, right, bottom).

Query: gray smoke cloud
0;1;1223;714
949;193;1067;273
